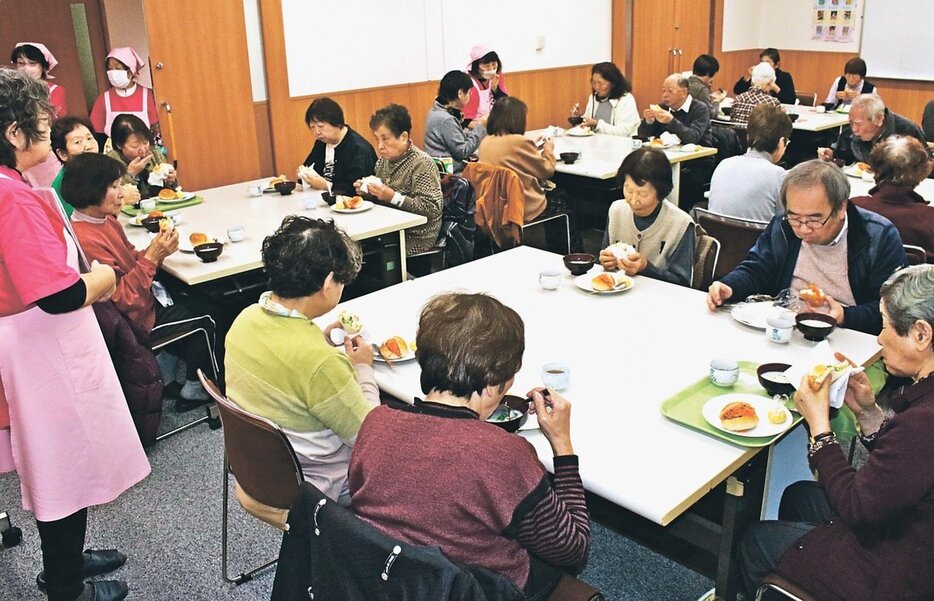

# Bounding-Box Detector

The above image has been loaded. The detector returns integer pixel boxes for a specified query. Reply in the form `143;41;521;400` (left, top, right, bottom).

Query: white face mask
107;69;131;89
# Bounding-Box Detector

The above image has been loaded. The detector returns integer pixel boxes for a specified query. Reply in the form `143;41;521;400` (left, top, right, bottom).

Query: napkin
147;162;172;187
359;176;382;194
659;131;681;146
785;341;850;409
680;143;699;152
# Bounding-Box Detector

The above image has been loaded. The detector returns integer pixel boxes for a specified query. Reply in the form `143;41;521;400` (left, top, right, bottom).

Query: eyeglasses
783;137;791;147
783;212;834;229
623;186;655;201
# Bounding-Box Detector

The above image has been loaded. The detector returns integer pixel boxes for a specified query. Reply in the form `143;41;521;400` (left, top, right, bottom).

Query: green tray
660;361;802;448
121;196;203;216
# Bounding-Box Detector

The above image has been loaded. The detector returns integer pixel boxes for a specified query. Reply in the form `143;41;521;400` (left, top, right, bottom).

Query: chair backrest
922;99;934;141
692;229;720;291
691;207;767;280
904;244;926;266
755;572;818;601
795;92;817;107
197;370;303;510
462;162;524;249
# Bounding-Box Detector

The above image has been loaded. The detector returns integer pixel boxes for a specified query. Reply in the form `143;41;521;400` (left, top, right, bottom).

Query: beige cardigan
476;134;555;222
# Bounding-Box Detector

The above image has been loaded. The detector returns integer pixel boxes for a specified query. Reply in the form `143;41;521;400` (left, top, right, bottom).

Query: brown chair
794;92;817;107
691;207;767;280
197;370;304;584
464;162;570;255
692;227;720;291
904;244;926;266
755;572;818;601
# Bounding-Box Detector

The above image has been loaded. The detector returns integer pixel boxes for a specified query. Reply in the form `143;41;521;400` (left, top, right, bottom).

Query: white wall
102;0;152;88
280;0;612;97
722;0;862;54
860;0;934;80
243;0;267;101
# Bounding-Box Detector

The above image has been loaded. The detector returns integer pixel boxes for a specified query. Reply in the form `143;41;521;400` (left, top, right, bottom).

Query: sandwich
719;401;759;431
379;336;408;361
591;272;617;291
609;242;637;260
158;218;173;233
158;188;178;201
338;311;362;335
856;161;872;173
189;232;209;246
269;174;288;187
147;210;164;218
807;361;850;391
649;103;663;112
799;283;826;307
151;162;172;177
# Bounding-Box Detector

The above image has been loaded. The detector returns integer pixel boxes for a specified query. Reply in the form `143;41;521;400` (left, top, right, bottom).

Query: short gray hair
751;62;776;87
666;74;690;90
869;135;932;188
851;94;885;121
881;264;934;337
780;159;851;212
0;68;54;169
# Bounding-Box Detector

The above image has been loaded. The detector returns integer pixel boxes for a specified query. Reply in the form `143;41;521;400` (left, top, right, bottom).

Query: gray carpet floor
0;399;713;600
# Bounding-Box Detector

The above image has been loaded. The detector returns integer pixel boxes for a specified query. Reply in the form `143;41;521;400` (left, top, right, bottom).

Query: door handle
155;62;164;70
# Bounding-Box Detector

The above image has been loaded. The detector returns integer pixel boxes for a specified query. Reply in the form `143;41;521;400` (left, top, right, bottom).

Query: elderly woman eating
730;62;781;126
349;292;591;599
299;97;376;195
598;147;696;287
423;70;487;173
65;153;214;405
740;264;934;601
354;104;442;256
851;135;933;261
48;116;109;218
106;113;177;200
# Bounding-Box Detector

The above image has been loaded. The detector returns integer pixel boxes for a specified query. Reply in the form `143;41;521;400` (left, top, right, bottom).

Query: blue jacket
721;203;907;334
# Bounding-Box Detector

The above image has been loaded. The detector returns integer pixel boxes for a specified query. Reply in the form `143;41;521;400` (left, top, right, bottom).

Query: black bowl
141;216;164;233
563;253;595;276
795;312;837;342
194;242;224;263
559;152;580;165
567;116;584;127
821;102;836;111
721;106;733;116
486;394;530;433
787;113;800;123
757;363;795;396
274;180;297;195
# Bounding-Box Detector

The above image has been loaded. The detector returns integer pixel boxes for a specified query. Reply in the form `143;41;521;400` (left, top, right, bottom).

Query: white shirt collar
675;95;694;113
259;291;308;320
828;212;848;247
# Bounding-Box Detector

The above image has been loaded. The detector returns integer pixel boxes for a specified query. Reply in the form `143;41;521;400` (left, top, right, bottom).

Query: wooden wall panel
714;0;933;124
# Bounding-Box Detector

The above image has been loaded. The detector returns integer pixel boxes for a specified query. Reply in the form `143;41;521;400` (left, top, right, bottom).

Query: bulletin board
722;0;863;53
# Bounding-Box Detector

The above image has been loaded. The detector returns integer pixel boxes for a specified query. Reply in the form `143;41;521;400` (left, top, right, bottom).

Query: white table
318;246;881;598
526;129;717;206
714;105;850;134
122;180;427;285
848;174;934;202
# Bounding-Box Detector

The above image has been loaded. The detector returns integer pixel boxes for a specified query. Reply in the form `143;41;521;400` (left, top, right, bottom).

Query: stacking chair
794;92;817;107
922;100;934;142
197;370;304;585
692;227;720;291
463;162;570;256
408;173;477;276
691;207;767;280
903;244;926;266
755;572;818;601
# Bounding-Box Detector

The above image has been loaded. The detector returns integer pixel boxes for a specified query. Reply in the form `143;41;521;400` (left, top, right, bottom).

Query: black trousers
36;508;87;601
152;295;217;381
739;480;833;597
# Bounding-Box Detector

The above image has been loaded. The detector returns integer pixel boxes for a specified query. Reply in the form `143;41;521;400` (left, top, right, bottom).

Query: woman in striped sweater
349;292;591;599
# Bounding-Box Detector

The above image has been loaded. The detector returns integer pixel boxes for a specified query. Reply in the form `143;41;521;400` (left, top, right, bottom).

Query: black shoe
37;549;127;591
74;580;129;601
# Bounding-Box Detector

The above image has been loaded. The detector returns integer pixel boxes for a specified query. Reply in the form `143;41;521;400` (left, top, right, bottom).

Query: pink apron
471;77;495;119
0;179;150;521
22;152;63;189
103;86;152;137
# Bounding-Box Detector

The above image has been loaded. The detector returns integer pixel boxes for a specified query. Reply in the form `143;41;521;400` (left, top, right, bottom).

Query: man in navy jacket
706;160;907;335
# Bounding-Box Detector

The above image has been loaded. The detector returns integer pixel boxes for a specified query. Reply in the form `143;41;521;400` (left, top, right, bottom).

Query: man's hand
706;281;733;311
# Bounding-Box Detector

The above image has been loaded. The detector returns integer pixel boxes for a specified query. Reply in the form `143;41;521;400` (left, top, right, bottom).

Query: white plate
573;272;634;294
128;211;181;227
730;302;790;329
373;339;417;363
566;127;594;137
178;232;226;253
331;200;374;214
647;141;674;149
843;164;870;178
156;192;195;204
702;393;793;438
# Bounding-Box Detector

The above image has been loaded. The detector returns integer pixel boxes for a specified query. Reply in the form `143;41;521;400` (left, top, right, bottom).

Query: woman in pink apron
12;42;66;188
462;45;509;126
0;70;150;601
89;47;160;142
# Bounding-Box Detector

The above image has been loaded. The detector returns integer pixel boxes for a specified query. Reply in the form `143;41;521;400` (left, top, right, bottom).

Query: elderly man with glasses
818;94;927;165
706;160;908;334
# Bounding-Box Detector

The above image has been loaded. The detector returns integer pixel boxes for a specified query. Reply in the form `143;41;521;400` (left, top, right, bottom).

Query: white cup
542;362;570;391
247;184;263;197
139;198;157;212
766;314;795;344
631;138;643;149
539;270;561;290
302;195;321;210
227;225;246;242
709;359;739;388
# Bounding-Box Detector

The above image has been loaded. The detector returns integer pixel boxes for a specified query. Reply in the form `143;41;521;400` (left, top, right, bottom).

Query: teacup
247;184;263;197
815;105;827;113
227;225;246;242
302;195;320;210
139;198;157;212
541;362;570;391
766;313;795;344
539;270;561;290
709;359;739;388
631;137;643;149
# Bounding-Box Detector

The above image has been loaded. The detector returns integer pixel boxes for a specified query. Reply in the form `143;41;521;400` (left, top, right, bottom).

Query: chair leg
155;328;222;442
221;454;279;585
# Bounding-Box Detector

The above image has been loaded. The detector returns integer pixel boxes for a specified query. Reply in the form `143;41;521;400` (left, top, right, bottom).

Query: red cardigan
72;215;158;332
851;183;934;261
778;374;934;601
